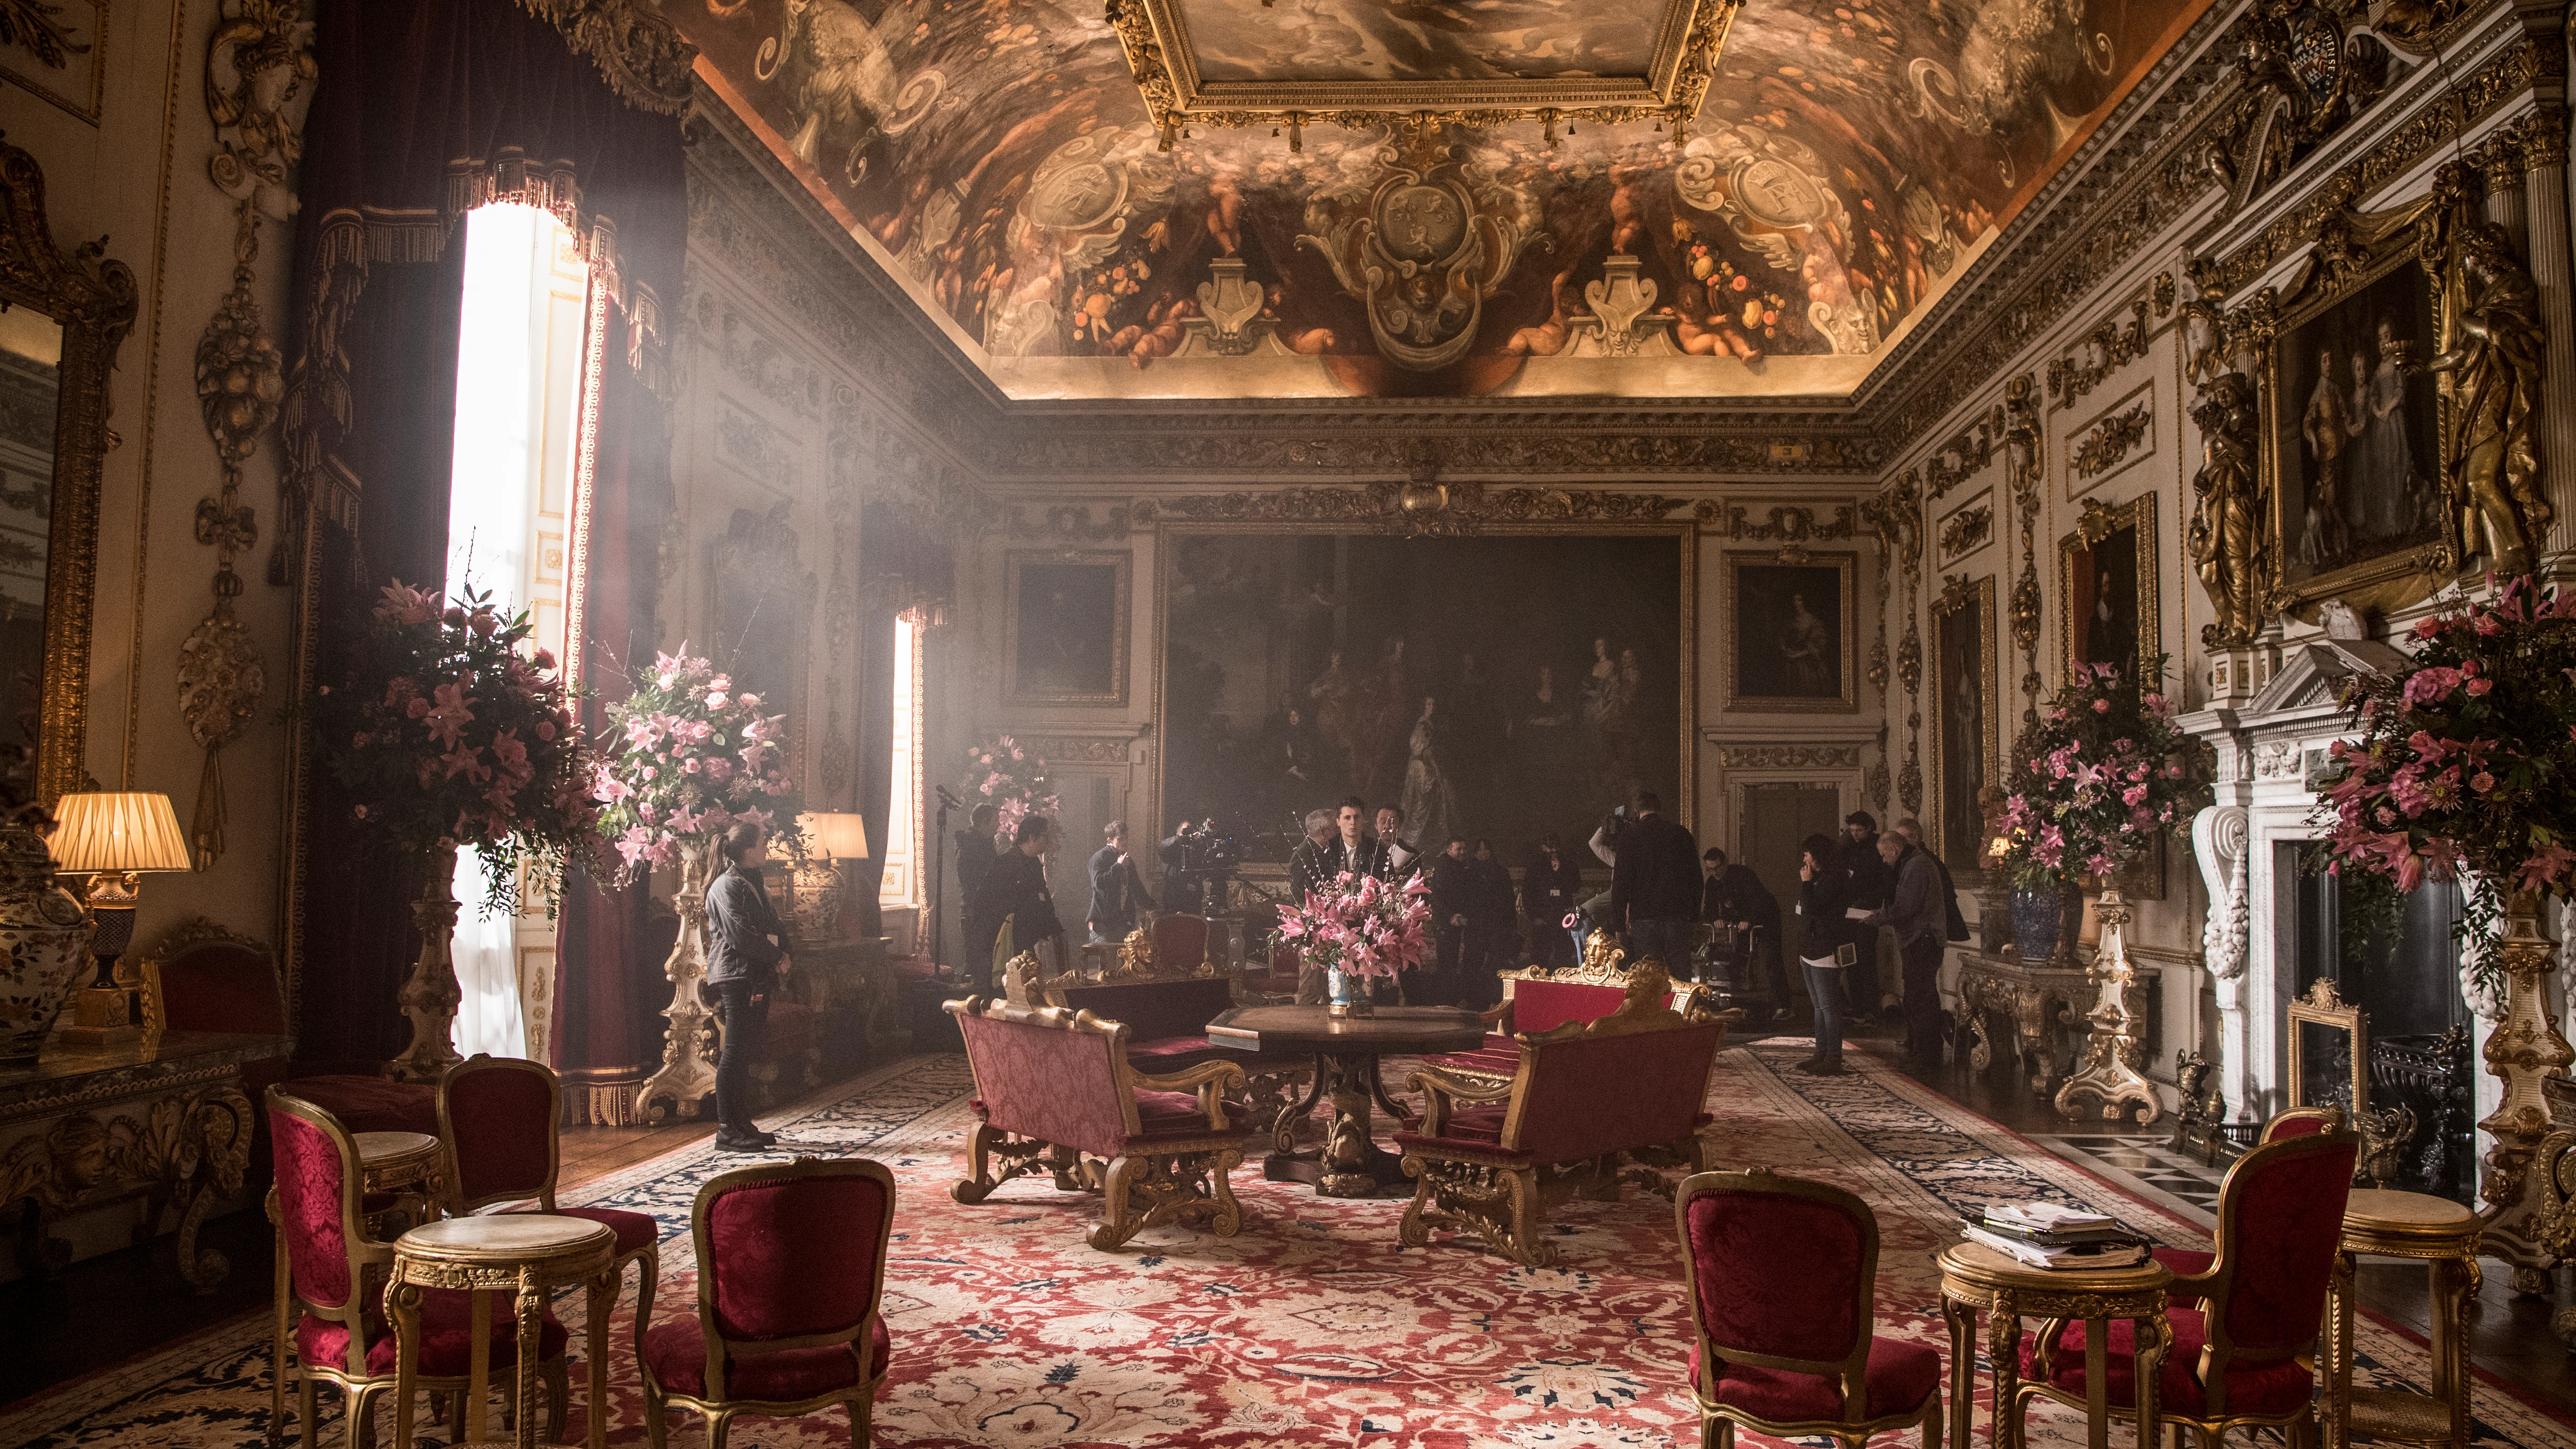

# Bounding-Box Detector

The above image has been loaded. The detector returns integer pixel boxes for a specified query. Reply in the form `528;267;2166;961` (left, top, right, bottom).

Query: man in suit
971;815;1063;991
1375;804;1421;878
1329;796;1396;881
951;803;1002;982
1426;836;1476;1006
1287;808;1339;901
1838;809;1900;1022
1864;829;1949;1072
1610;790;1700;971
1086;820;1156;943
1702;846;1788;1019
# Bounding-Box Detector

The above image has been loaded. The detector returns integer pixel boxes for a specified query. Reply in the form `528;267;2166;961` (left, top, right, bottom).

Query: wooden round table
1207;1004;1486;1198
388;1214;618;1449
2325;1189;2480;1449
1937;1241;2173;1449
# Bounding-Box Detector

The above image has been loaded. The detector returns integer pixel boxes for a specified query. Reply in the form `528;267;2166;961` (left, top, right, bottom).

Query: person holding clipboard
1793;832;1862;1076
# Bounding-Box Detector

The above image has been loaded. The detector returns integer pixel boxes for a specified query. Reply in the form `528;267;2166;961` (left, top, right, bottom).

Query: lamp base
56;985;140;1045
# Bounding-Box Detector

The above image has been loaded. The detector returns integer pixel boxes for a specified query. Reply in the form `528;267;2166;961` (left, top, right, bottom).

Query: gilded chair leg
1704;1415;1732;1449
1504;1166;1555;1269
643;1382;668;1449
631;1247;660;1389
708;1407;734;1449
1088;1154;1146;1251
1924;1395;1943;1449
850;1396;871;1449
541;1357;568;1441
952;1122;999;1204
1396;1155;1434;1249
1207;1149;1245;1237
347;1384;381;1449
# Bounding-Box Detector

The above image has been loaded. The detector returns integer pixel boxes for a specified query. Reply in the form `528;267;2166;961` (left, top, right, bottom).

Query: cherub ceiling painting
679;0;2207;401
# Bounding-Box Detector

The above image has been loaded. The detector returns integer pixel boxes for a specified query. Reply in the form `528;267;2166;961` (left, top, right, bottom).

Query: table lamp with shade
46;791;194;1044
791;812;871;942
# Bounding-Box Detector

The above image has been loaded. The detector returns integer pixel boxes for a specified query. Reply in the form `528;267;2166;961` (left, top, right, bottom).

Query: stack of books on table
1960;1201;2152;1270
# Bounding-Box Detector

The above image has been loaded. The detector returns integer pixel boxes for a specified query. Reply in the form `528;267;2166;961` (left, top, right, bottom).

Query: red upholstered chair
138;919;437;1137
1397;971;1727;1267
1149;913;1209;973
2151;1106;2350;1286
947;994;1253;1250
266;1088;567;1449
438;1055;662;1367
2015;1129;2360;1449
1674;1167;1943;1449
642;1155;896;1449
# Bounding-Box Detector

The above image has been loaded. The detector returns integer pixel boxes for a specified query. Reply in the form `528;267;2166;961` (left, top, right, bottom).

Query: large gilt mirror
0;138;137;805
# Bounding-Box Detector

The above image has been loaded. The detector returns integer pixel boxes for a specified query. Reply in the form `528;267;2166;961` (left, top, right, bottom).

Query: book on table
1961;1200;2151;1270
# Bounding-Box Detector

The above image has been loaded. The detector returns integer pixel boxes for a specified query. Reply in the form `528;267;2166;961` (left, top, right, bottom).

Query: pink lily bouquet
592;647;798;885
960;734;1058;840
313;581;601;913
1271;870;1435;980
1993;655;2207;890
2316;576;2576;984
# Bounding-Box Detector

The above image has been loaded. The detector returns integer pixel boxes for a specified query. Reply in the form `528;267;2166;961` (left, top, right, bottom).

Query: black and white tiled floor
2028;1131;2227;1225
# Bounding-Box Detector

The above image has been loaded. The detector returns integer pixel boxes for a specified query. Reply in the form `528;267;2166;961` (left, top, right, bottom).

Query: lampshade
47;792;194;875
798;812;871;861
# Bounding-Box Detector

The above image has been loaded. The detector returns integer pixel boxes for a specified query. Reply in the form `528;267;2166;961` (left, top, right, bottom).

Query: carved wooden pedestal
637;842;717;1126
0;1030;274;1291
1955;946;2159;1100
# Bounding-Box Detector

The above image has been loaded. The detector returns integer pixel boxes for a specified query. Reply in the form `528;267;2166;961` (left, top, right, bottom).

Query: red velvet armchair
438;1054;663;1367
2149;1106;2349;1288
947;995;1254;1251
1396;968;1726;1267
266;1088;568;1449
642;1155;896;1449
2015;1130;2360;1449
1674;1167;1943;1449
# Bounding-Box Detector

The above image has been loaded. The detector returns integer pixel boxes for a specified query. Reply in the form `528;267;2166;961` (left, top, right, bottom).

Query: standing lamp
46;792;194;1044
790;812;872;943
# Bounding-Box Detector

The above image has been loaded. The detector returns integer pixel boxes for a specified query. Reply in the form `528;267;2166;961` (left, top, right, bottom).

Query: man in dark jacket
1610;791;1700;970
971;815;1064;990
1086;820;1156;942
1838;810;1899;1022
1702;846;1788;1020
1867;828;1949;1071
1793;832;1859;1074
1287;808;1339;901
1464;838;1520;1006
705;822;791;1151
1427;837;1476;1005
1521;833;1585;970
952;804;1001;979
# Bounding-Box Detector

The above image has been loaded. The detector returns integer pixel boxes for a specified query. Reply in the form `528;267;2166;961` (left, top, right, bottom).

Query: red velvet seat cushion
286;1076;439;1137
1129;1089;1244;1142
1127;1035;1219;1066
1394;1105;1528;1161
1423;1045;1521;1077
2018;1309;2315;1418
505;1205;659;1257
1693;1337;1941;1423
297;1289;565;1378
644;1316;888;1401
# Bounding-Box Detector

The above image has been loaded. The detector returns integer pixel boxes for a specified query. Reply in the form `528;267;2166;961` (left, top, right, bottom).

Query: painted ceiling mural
679;0;2209;400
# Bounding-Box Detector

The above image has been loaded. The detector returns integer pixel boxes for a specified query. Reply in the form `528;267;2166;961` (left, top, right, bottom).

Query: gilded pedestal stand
636;841;718;1125
389;845;465;1083
2055;888;2162;1125
2476;894;2573;1294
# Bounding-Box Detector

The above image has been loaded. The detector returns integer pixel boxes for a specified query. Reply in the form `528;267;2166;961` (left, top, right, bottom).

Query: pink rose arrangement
313;581;600;912
592;647;799;883
1270;871;1434;980
960;734;1058;840
1993;655;2207;890
2316;576;2576;980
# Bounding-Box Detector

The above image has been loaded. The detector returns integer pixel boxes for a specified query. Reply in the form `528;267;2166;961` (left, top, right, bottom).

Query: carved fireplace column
2192;802;2252;1124
2510;110;2576;557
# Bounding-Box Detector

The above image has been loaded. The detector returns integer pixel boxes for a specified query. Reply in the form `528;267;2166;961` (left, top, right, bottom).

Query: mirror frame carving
0;137;138;804
2286;975;2370;1116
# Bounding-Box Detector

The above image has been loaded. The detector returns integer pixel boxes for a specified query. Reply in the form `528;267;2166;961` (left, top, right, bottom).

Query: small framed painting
2059;493;2161;686
1722;551;1856;713
1932;574;1996;872
1006;551;1130;706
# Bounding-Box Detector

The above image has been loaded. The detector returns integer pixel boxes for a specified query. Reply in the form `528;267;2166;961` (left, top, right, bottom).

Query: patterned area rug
6;1042;2571;1449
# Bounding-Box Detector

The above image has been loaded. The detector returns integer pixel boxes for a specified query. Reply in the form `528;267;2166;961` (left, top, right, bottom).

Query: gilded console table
1954;948;2159;1097
0;1029;277;1290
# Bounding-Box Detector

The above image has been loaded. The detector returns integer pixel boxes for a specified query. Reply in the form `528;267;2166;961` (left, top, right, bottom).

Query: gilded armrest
1477;1002;1513;1032
1134;1059;1250;1128
1406;1064;1516;1138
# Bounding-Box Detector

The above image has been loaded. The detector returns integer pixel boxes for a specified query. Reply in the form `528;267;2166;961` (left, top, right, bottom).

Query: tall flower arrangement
1270;872;1434;979
592;648;798;883
2315;576;2576;981
1995;657;2207;889
961;734;1059;839
312;582;599;910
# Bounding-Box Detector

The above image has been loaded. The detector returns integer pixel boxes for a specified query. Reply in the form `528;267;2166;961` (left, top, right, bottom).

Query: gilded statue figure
2188;371;2262;646
2428;222;2547;577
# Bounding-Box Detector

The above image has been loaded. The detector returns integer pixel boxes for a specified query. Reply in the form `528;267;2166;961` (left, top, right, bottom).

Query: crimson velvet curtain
282;0;684;1076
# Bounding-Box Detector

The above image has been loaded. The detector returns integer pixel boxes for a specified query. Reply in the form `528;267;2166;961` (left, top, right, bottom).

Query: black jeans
714;980;769;1135
1899;935;1946;1064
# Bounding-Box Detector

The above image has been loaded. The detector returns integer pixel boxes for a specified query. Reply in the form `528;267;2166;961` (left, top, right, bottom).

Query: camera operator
1087;821;1157;943
1159;816;1241;915
1609;790;1699;971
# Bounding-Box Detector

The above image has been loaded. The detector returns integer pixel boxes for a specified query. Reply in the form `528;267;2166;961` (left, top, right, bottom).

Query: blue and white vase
1327;966;1374;1018
2008;888;2064;965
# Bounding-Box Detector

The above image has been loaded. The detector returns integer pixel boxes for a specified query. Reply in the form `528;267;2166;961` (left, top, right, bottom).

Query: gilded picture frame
1005;550;1132;707
2286;976;2369;1115
1721;550;1856;713
1930;574;1996;872
2056;493;2160;684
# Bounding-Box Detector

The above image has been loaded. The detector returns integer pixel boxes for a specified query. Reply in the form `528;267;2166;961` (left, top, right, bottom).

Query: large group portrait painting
2281;264;2443;583
1161;533;1685;862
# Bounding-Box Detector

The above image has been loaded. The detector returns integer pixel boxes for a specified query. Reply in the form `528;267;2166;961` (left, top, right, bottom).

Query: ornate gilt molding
510;0;695;117
1010;736;1138;764
1007;504;1134;542
1132;481;1684;536
1697;501;1855;562
1938;503;1994;561
2046;281;2171;412
1924;406;2005;500
2071;402;2152;481
2002;373;2043;735
1714;746;1860;770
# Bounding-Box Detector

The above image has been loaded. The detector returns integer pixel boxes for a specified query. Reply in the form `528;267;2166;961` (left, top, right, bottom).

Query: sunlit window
881;617;924;909
446;203;592;1059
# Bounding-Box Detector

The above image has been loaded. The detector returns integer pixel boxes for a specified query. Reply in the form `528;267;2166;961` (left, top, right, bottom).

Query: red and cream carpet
5;1042;2570;1448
